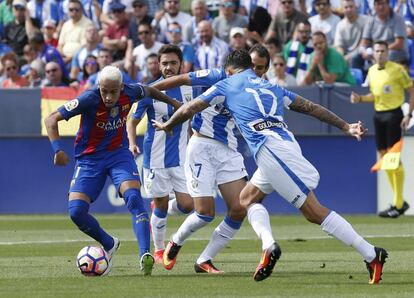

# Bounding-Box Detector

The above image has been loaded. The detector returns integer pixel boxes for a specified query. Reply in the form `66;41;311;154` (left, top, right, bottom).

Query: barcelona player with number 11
44;66;181;276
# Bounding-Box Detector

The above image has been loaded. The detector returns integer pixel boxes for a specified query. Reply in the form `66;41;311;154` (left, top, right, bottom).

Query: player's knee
228;205;247;221
123;188;145;213
240;190;258;210
68;200;89;225
178;201;193;214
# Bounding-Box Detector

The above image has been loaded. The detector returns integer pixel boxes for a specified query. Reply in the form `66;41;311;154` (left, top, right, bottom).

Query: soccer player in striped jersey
153;50;388;284
150;45;270;274
44;65;182;276
127;45;195;264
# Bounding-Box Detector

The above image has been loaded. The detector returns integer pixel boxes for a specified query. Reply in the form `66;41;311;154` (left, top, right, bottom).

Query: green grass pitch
1;214;414;297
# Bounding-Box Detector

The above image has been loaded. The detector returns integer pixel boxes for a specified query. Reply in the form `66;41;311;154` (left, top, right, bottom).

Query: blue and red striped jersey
58;83;146;157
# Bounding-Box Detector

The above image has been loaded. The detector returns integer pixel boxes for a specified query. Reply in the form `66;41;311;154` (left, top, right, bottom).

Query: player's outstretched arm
290;95;367;140
44;110;70;166
151;73;192;91
152;98;209;134
126;117;141;157
144;85;183;110
401;86;414;131
350;91;374;103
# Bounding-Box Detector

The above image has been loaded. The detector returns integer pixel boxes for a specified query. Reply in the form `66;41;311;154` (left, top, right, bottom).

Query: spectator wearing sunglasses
70;24;102;81
58;0;93;65
42;61;69;86
166;22;194;73
265;0;307;45
212;0;248;43
128;0;153;49
71;54;99;89
268;54;297;86
308;0;340;45
152;0;191;43
128;21;163;80
1;52;28;88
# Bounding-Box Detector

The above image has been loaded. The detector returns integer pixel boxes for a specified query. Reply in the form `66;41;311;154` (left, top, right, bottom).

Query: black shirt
4;19;40;56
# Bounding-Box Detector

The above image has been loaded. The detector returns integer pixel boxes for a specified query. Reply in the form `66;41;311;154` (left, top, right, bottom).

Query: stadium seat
350;68;364;85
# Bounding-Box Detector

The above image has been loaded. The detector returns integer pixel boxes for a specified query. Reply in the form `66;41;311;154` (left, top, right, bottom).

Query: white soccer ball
76;246;109;276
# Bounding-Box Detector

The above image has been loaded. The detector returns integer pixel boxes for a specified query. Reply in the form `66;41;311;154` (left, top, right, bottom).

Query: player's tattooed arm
290;96;367;140
290;95;348;131
152;98;209;134
144;86;183;110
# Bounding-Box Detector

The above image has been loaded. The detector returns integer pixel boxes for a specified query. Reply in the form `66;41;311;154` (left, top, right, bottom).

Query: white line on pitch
1;234;414;245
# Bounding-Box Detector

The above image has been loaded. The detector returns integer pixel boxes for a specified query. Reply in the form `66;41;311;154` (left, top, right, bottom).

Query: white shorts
142;166;188;198
250;135;320;209
185;135;248;197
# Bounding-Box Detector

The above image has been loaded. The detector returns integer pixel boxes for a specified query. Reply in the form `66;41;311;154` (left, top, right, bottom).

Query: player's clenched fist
54;151;69;166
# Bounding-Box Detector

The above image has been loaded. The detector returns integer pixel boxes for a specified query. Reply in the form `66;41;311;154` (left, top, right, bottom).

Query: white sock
172;213;212;245
247;203;275;250
168;199;185;215
151;213;167;250
321;211;376;261
197;220;238;264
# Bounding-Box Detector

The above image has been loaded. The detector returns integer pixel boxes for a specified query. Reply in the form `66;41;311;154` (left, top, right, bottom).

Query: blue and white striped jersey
199;69;298;159
133;79;194;169
188;69;239;151
194;37;230;70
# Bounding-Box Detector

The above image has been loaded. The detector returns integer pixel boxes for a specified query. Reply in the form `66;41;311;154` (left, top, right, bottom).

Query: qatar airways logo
96;116;128;131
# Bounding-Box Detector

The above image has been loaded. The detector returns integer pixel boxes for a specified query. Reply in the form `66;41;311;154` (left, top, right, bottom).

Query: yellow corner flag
370;139;403;172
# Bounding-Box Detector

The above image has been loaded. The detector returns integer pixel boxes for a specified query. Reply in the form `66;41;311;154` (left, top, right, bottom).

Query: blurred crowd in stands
0;0;413;90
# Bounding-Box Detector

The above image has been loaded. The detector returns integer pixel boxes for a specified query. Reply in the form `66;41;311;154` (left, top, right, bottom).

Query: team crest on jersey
110;106;119;117
64;99;79;111
214;103;230;116
195;69;210;77
184;94;192;102
383;85;392;94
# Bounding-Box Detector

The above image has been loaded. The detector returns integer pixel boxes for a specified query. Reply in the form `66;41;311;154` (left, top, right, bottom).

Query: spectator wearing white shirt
130;22;164;79
308;0;340;45
151;0;191;42
194;20;229;70
58;0;93;64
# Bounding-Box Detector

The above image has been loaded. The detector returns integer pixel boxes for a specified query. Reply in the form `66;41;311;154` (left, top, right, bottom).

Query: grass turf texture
1;215;414;297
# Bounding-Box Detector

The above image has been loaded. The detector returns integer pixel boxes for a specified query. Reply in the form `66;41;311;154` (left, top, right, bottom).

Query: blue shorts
69;149;140;201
